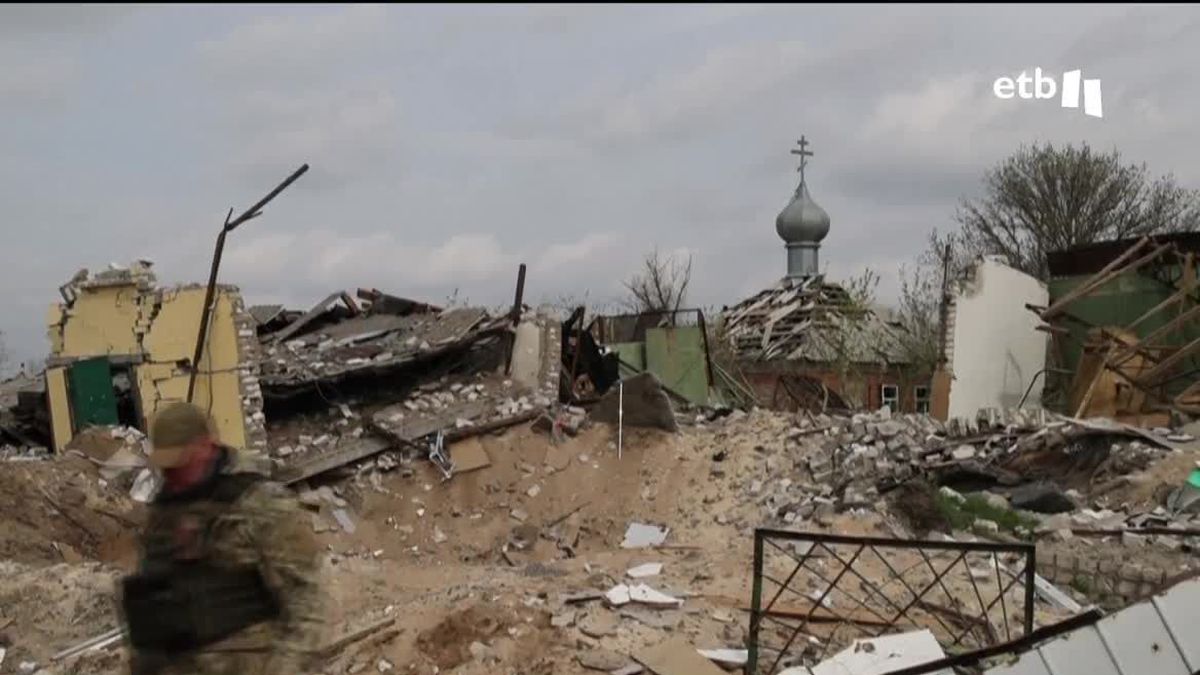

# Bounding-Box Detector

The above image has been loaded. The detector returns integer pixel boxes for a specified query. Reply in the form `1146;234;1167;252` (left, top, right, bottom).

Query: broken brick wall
738;361;931;414
44;277;264;453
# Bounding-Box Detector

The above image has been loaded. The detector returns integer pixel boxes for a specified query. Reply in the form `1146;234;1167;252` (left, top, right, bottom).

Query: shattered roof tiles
259;307;509;387
722;275;909;364
247;304;285;326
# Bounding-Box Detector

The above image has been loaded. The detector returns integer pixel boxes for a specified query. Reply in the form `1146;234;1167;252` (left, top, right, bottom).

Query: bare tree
825;268;881;408
0;330;8;374
622;248;693;316
955;142;1200;279
895;229;968;372
840;267;880;311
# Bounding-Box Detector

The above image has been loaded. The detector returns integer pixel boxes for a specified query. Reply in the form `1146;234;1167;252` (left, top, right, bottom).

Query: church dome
776;181;831;245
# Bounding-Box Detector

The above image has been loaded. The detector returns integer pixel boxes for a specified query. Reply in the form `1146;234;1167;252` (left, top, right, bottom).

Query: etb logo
993;68;1103;118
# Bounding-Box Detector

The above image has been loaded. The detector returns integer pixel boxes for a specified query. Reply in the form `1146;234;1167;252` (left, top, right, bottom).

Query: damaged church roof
722;275;910;364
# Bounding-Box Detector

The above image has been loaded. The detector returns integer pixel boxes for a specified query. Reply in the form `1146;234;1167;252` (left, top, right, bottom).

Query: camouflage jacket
128;449;327;675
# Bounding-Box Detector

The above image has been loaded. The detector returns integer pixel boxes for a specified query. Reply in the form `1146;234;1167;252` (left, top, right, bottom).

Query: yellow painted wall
45;368;73;451
59;285;142;357
45;304;65;354
49;285;249;451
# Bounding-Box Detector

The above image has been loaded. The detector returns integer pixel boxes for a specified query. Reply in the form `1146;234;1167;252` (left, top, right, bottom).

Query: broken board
635;638;725;675
450;437;491;474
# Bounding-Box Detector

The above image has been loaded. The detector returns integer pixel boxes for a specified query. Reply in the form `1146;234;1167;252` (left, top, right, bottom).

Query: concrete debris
796;629;950;675
604;582;682;609
578;611;619;638
592;373;679;433
578;650;629;672
697;648;748;668
332;508;356;534
635;638;726;675
622;523;670;549
627;562;663;579
551;610;576;628
605;584;632;607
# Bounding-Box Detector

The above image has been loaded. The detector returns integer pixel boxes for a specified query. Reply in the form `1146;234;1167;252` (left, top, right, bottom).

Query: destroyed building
1034;233;1200;425
721;138;931;414
41;262;266;454
247;284;563;483
585;308;719;407
941;255;1049;420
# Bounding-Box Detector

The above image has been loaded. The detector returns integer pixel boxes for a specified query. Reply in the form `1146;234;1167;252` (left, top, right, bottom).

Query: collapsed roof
722;275;910;364
259;301;512;393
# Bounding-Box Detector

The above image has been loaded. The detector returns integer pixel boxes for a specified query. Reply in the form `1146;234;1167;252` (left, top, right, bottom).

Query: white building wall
947;256;1049;419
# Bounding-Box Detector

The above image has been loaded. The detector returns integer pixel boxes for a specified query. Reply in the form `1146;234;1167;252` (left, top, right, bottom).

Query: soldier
120;402;326;674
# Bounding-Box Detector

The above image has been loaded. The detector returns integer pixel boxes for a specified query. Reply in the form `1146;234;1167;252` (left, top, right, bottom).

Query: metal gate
748;529;1037;674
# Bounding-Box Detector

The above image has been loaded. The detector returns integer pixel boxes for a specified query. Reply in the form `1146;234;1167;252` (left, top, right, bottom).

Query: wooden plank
1112;302;1200;365
1129;288;1188;331
1074;344;1116;418
1044;239;1166;319
635;638;726;675
1135;334;1200;387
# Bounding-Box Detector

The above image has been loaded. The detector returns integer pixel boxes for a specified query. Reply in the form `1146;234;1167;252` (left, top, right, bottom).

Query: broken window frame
881;383;899;412
914;385;931;414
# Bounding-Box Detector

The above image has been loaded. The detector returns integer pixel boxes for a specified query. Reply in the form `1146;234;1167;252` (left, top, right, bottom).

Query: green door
67;357;119;430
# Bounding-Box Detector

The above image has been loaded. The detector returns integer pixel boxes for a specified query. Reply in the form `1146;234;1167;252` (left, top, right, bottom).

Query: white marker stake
618;380;624;460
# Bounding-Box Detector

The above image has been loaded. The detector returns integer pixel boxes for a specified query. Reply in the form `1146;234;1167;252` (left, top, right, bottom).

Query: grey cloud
0;4;138;37
3;4;1200;373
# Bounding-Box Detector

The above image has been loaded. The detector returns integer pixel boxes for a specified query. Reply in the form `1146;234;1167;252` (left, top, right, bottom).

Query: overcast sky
2;3;1198;372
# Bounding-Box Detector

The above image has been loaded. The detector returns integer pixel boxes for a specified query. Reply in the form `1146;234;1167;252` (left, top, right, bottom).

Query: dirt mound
0;561;124;671
415;605;517;669
0;456;142;567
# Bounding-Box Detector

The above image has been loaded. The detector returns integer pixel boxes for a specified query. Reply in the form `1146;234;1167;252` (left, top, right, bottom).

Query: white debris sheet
698;648;748;668
627;562;663;578
621;522;670;548
332;508;357;534
605;583;683;608
782;629;953;675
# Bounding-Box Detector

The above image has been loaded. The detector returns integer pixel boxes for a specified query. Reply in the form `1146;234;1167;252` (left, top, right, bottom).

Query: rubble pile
372;376;552;441
0;451;142;567
714;406;1200;552
259;307;509;388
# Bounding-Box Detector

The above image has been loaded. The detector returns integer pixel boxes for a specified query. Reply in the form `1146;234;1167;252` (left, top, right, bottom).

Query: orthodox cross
790;135;813;184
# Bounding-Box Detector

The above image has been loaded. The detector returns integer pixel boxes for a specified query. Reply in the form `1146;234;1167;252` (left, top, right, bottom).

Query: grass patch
1070;575;1093;595
934;492;1040;537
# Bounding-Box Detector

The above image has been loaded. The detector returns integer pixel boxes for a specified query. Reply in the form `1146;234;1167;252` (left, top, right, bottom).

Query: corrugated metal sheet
986;578;1200;675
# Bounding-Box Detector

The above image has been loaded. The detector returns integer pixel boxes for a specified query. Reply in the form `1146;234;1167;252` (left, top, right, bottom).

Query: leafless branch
622;248;693;318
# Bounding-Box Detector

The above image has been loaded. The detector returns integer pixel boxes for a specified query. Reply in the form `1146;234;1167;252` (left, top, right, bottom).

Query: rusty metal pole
187;164;309;402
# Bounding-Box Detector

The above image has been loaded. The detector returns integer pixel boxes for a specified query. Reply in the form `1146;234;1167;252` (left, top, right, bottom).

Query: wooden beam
1074;344;1114;418
1046;237;1166;319
1111;302;1200;366
1041;236;1152;317
1128;288;1188;331
1174;379;1200;405
1135;333;1200;387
